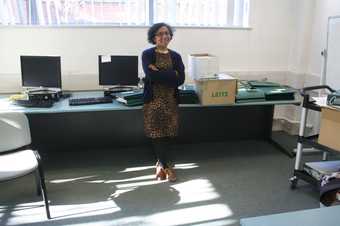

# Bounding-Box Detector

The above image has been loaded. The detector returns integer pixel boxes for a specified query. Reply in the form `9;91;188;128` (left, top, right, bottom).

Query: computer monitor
98;55;138;87
20;55;62;89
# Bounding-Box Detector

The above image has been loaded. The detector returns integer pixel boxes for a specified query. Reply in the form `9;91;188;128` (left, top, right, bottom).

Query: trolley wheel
290;176;298;189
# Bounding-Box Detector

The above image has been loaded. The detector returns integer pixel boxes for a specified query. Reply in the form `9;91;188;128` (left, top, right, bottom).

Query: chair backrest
0;112;31;152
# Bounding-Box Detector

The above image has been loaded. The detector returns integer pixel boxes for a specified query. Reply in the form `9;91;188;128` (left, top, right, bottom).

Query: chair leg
33;150;51;219
35;171;42;196
37;167;51;219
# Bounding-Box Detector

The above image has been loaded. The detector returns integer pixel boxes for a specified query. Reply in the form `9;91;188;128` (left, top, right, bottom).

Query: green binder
115;90;143;100
237;80;296;102
236;88;266;103
248;81;282;88
115;90;144;106
259;86;296;101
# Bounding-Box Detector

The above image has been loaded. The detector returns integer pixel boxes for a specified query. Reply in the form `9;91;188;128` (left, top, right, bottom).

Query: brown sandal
164;167;177;182
155;161;166;180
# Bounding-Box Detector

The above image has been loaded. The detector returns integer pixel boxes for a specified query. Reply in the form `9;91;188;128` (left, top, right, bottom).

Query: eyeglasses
155;32;170;37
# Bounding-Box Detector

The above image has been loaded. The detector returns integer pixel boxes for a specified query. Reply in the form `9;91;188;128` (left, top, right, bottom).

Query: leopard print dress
143;51;179;138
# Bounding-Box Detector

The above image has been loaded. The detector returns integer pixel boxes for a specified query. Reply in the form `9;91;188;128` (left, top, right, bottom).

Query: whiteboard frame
321;16;340;89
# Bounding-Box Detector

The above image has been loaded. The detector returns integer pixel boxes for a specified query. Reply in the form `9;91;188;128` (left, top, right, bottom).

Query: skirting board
273;117;313;135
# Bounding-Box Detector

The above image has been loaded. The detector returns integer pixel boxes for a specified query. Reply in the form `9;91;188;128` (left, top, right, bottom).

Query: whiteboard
323;16;340;90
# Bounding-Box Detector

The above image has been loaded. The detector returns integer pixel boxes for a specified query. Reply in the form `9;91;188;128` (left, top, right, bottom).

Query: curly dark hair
147;22;174;44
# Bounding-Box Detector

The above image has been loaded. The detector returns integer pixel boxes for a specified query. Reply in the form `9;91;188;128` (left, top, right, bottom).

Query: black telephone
327;90;340;106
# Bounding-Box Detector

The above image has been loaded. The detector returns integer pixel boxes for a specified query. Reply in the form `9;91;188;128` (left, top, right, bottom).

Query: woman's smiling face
154;26;171;48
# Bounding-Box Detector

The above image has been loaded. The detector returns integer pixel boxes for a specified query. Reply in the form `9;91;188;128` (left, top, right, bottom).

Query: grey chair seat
0;149;38;181
1;112;51;219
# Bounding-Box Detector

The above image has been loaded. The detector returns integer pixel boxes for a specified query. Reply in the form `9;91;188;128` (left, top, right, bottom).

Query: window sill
0;24;252;30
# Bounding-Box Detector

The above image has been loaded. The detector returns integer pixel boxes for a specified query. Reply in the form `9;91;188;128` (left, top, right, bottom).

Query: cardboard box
188;54;219;80
194;74;237;105
318;107;340;152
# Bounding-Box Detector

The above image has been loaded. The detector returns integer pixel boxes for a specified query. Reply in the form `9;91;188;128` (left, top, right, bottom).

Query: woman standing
142;23;185;182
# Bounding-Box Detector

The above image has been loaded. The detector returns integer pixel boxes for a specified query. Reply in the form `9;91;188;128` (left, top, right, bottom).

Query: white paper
101;55;111;63
188;54;219;80
312;96;340;111
312;97;328;107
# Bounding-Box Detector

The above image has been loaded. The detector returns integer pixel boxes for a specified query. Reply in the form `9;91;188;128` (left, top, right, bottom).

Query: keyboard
69;97;112;106
14;99;54;108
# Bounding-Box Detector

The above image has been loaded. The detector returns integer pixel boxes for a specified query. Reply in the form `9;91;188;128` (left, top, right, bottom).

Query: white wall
0;0;297;92
288;0;315;75
286;0;340;134
308;0;340;78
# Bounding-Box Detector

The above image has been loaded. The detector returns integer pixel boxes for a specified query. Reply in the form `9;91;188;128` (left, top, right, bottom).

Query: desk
240;205;340;226
0;91;300;152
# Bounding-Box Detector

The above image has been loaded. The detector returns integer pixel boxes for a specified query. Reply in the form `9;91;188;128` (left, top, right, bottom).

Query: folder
259;86;296;101
248;80;282;88
236;88;266;103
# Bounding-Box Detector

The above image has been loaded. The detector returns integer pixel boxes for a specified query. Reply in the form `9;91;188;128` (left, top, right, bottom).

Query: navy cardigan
142;47;185;104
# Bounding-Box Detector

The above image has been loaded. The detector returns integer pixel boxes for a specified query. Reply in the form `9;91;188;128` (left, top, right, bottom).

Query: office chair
0;112;51;219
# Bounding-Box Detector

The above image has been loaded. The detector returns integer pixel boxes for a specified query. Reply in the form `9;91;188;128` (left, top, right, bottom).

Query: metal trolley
290;85;339;189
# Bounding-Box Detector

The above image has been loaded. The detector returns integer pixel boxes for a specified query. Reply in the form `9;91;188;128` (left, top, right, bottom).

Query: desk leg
267;105;296;158
269;137;295;158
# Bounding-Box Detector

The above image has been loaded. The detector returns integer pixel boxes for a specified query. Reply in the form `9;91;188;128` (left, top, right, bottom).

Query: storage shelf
298;135;340;155
291;85;340;191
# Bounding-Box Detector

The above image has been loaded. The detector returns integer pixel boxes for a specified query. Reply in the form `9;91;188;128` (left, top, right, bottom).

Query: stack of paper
304;161;340;181
115;90;143;106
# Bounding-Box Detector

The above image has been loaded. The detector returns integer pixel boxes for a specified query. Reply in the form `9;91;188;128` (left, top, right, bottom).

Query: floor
0;138;325;226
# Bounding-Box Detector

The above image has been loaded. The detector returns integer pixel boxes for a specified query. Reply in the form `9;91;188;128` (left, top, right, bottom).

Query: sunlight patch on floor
171;179;220;205
104;174;156;184
115;179;166;189
146;204;234;226
49;175;98;184
173;163;199;169
120;165;155;173
3;201;120;226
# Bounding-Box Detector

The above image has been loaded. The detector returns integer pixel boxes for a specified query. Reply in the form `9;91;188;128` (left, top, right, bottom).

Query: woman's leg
166;137;176;168
152;137;176;182
152;137;169;168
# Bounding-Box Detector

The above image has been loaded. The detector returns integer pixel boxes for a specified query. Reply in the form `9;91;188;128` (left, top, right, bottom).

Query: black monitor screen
99;55;138;86
20;56;62;88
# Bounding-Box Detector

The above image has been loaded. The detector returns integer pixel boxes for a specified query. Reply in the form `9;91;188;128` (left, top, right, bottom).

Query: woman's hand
148;64;159;71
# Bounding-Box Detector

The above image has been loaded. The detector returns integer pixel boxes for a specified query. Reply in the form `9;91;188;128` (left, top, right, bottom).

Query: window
154;0;249;27
0;0;148;25
0;0;249;27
